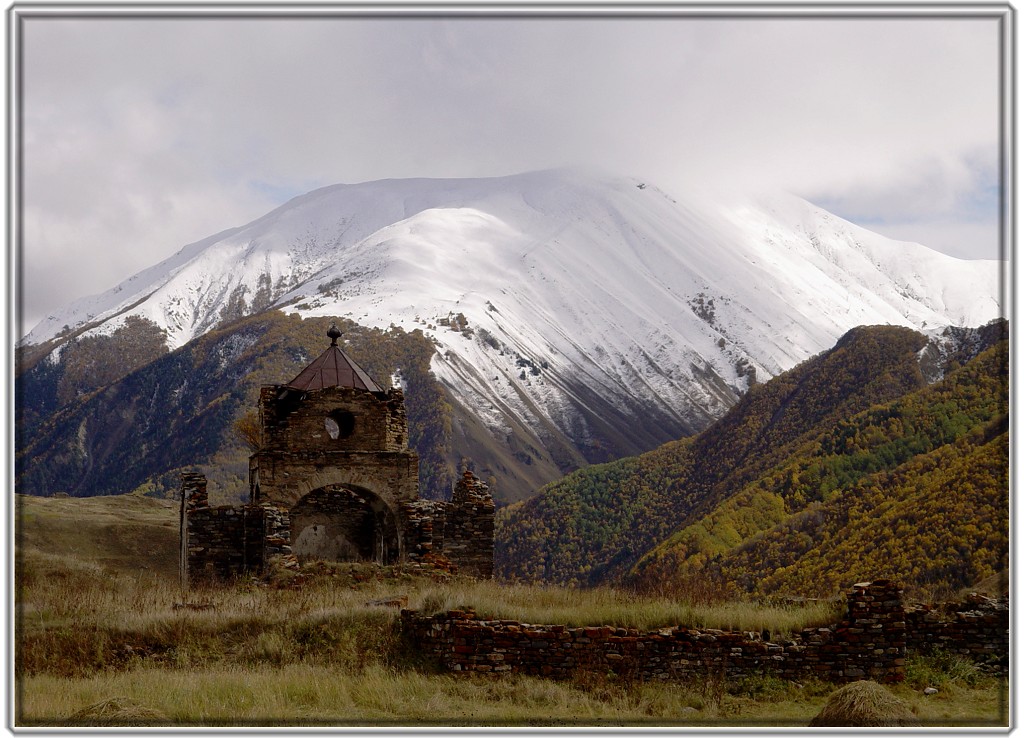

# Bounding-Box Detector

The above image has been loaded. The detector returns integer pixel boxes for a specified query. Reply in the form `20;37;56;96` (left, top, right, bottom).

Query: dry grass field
13;493;1009;728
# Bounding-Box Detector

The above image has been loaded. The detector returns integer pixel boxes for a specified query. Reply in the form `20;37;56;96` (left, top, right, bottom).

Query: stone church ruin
180;323;494;587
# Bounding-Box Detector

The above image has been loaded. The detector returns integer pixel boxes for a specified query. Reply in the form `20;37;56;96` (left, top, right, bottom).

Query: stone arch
278;464;413;513
289;484;401;565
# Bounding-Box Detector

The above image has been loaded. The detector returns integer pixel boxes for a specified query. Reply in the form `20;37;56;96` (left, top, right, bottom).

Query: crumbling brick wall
401;580;911;683
443;471;495;579
261;504;291;561
906;593;1009;674
398;471;494;578
402;499;449;563
180;472;293;586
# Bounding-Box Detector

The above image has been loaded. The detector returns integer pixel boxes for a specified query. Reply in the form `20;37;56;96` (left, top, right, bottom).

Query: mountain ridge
19;169;1004;503
495;320;1008;596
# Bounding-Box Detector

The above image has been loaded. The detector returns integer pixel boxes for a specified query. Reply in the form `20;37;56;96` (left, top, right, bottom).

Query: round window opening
325;410;356;440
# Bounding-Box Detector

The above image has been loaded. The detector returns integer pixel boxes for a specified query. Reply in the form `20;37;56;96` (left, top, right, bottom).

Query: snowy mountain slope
22;169;1004;494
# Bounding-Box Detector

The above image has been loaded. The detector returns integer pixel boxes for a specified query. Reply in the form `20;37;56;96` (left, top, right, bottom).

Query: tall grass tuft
410;579;841;636
905;650;986;690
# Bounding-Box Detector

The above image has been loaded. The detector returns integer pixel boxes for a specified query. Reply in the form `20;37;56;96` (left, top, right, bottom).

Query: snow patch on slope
23;169;1004;460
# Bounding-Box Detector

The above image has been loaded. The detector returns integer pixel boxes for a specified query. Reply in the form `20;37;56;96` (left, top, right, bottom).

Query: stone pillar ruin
444;470;495;578
179;472;209;589
835;580;906;682
402;499;449;565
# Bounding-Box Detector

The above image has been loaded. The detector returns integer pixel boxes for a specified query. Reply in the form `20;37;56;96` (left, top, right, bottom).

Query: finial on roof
327;322;342;346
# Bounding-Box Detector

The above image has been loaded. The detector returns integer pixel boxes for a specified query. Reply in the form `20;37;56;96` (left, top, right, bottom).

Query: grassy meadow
14;493;1009;727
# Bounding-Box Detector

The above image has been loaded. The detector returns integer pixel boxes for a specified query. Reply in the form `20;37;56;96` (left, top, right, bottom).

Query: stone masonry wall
259;386;409;455
401;580;909;684
260;503;292;563
181;472;293;586
184;504;250;584
180;472;207;587
402;499;448;564
183;463;495;583
251;383;419;514
182;473;495;583
251;449;420;512
444;470;495;579
401;471;494;577
905;593;1009;674
291;485;399;562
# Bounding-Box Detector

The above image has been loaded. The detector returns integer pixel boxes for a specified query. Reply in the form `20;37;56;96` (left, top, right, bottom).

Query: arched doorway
290;485;400;564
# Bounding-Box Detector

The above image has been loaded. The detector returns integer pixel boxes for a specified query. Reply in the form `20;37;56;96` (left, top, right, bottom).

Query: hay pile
810;680;919;727
68;697;169;726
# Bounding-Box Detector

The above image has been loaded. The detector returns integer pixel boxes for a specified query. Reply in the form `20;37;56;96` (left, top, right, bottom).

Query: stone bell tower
181;321;494;584
248;323;419;564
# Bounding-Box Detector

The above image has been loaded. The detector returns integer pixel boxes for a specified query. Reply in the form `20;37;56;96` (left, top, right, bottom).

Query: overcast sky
16;10;1007;337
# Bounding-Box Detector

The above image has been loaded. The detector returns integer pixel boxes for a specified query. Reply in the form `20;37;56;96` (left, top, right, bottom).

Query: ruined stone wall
443;471;495;579
402;472;494;576
184;505;249;584
291;485;401;563
183;462;495;583
180;472;207;587
180;472;292;586
260;504;292;563
401;580;908;683
905;594;1009;674
182;477;496;582
402;499;448;563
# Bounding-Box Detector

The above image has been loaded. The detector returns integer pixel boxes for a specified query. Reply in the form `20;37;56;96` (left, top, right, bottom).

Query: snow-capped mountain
23;169;1004;493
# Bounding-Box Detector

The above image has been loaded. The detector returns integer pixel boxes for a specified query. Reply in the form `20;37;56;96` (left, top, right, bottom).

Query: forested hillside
16;312;455;501
495;322;1008;597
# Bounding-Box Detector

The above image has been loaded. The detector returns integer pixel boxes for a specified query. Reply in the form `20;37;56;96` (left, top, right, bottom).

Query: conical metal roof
285;323;384;393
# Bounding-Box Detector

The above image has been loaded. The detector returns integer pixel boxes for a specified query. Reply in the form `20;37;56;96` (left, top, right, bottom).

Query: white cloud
16;13;1005;334
862;219;1002;262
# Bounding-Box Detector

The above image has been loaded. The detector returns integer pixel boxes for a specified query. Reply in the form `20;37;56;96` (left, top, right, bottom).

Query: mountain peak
20;170;1003;502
